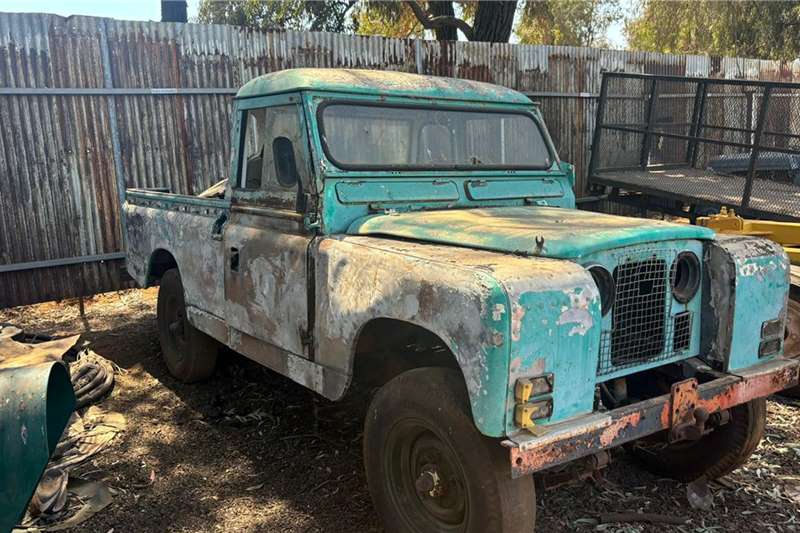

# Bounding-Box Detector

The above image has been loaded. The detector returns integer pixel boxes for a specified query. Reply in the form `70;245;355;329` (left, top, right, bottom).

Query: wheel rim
784;298;800;358
384;418;469;532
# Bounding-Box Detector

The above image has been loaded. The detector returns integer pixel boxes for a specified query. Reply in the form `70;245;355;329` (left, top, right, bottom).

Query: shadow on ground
3;289;800;532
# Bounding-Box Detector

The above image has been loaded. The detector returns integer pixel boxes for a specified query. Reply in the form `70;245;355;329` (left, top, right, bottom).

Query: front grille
597;250;696;376
610;257;668;365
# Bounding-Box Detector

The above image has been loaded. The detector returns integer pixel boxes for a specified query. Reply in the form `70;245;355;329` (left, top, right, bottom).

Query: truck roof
235;68;532;105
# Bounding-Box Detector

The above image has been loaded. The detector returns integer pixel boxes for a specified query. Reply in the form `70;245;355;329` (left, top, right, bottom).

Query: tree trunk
471;1;517;42
428;1;458;41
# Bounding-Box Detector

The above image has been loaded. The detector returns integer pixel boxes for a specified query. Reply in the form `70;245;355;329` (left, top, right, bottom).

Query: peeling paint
556;287;594;336
492;303;506;321
511;303;526;342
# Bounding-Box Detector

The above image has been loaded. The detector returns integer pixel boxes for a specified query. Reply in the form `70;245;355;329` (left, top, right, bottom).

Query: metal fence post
639;78;658;169
686;81;707;166
742;86;772;209
587;73;609;181
415;39;423;75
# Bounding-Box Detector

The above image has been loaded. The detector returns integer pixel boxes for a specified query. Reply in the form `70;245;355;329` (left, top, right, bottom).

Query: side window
238;104;309;209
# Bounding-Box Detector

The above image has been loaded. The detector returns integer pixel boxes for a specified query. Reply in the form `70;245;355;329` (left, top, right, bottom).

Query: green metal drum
0;362;75;533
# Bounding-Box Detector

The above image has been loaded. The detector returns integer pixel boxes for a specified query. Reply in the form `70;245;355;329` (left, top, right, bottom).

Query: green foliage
197;0;358;33
197;1;518;43
353;2;424;38
516;0;623;47
626;0;800;60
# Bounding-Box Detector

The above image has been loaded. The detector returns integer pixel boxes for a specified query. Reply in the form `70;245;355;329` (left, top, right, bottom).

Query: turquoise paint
348;206;715;260
504;285;602;434
335;180;460;204
293;89;576;234
465;179;564;200
727;253;789;371
558;161;576;188
322;179;575;235
236;68;532;105
474;276;516;435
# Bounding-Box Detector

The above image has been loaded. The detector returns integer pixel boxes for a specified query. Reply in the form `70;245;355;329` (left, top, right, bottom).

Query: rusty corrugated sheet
3;12;800;308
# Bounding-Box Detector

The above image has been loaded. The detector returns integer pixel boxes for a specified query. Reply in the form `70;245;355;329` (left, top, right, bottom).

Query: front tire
364;368;535;533
630;398;766;482
156;268;218;383
779;293;800;397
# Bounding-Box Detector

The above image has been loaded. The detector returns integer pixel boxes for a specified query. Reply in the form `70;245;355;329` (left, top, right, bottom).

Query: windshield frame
315;99;556;172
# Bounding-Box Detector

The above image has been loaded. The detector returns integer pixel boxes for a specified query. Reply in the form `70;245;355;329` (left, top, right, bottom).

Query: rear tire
630;398;766;482
363;367;535;533
156;268;218;383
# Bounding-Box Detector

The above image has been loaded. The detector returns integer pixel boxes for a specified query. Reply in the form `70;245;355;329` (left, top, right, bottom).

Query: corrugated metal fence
2;12;800;308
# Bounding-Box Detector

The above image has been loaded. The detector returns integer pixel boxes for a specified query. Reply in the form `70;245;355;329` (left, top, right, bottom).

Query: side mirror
558;161;575;189
272;136;299;188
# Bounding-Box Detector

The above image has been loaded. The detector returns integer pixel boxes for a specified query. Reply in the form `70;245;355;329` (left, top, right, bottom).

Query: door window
238;105;310;209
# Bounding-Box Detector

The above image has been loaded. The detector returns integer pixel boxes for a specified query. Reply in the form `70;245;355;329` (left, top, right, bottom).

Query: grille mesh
597;251;696;376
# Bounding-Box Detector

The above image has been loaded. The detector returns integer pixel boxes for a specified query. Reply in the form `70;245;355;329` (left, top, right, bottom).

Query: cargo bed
588;73;800;221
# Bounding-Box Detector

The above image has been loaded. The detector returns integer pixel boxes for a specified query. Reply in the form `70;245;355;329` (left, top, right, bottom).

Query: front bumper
503;357;800;478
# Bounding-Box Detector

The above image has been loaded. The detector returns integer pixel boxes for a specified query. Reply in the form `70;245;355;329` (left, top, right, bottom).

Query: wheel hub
385;422;468;530
409;434;465;526
415;465;444;498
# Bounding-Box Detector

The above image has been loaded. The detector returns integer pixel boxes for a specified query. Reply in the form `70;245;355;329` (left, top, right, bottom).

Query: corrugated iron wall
2;12;800;308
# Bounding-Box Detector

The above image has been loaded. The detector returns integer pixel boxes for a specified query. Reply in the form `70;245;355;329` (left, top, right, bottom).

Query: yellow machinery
697;208;800;395
697;207;800;265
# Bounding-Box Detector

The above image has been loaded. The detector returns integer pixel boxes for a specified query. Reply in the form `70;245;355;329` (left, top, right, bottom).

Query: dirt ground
3;288;800;533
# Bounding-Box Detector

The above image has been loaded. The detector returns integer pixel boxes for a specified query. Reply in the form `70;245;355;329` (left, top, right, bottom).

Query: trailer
588;72;800;221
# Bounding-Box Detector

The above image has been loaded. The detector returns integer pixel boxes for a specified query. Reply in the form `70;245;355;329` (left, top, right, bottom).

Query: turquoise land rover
124;69;797;532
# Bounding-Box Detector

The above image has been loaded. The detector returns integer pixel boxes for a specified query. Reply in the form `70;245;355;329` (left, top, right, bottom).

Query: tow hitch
669;379;710;442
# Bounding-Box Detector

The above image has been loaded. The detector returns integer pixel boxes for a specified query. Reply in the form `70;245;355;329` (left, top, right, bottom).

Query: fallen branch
599;512;689;525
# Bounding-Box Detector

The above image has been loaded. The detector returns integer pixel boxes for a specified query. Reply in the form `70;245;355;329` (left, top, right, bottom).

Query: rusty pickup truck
124;68;798;532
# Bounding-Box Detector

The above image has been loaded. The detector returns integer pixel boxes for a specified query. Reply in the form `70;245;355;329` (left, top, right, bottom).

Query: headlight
588;265;615;316
671;251;701;303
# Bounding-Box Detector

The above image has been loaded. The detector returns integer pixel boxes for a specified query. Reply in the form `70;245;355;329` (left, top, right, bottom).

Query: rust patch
599;411;641;447
511;302;526;341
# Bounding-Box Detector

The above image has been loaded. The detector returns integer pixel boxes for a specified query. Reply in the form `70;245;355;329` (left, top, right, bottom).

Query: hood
347;206;714;260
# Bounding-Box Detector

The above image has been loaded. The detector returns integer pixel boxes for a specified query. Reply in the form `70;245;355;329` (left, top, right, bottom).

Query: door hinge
300;327;314;347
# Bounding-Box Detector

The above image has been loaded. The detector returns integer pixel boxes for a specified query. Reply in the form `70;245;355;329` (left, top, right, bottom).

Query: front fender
315;236;515;437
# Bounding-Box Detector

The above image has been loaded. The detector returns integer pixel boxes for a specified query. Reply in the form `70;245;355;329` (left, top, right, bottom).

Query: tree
516;0;623;47
353;2;425;39
402;1;518;42
625;0;800;60
197;0;358;33
198;0;519;43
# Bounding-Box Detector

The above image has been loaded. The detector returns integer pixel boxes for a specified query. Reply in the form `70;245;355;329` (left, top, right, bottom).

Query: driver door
223;96;314;358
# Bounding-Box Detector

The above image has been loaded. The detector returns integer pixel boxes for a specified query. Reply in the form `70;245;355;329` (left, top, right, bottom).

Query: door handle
230;247;240;272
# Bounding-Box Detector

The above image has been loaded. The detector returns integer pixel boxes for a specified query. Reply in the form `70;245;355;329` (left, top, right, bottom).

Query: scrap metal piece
0;329;81;370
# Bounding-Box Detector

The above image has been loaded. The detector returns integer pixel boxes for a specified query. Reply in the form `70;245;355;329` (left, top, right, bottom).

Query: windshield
319;103;553;170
